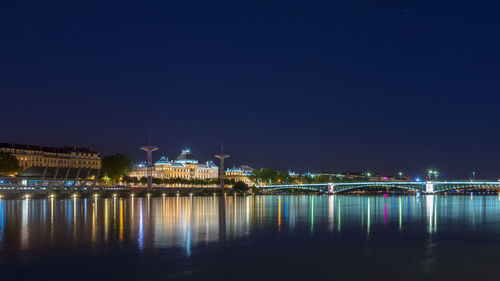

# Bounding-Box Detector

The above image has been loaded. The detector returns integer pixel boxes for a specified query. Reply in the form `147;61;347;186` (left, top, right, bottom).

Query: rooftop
0;142;98;155
175;148;198;164
155;156;171;166
16;166;99;179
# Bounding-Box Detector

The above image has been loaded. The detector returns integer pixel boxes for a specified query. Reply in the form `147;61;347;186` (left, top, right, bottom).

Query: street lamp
428;170;439;180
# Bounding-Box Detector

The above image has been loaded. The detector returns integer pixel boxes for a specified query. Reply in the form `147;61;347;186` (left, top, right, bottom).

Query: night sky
2;1;500;179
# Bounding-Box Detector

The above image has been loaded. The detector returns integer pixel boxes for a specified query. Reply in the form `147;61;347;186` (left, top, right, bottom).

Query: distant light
25;194;30;199
415;178;421;182
113;194;117;197
73;194;78;198
162;193;166;197
147;193;151;197
131;193;135;197
94;194;98;198
189;193;193;196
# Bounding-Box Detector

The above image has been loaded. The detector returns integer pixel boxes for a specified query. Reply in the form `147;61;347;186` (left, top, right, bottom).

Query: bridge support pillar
425;181;435;194
328;183;336;194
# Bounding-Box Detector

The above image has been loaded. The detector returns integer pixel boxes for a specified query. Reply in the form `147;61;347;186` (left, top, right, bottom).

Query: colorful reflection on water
2;195;500;250
2;195;500;280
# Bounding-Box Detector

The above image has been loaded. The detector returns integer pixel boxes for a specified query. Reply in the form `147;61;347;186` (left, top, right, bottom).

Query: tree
313;174;331;184
0;152;21;175
249;168;301;185
232;181;249;193
248;170;262;185
123;176;138;184
102;154;133;183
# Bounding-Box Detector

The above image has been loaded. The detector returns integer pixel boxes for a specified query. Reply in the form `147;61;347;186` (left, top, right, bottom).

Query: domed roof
175;148;198;164
155;156;171;166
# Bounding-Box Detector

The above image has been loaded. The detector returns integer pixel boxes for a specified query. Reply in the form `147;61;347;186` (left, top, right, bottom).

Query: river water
1;194;500;280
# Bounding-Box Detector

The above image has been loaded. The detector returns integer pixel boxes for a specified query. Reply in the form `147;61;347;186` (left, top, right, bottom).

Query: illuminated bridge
258;181;500;194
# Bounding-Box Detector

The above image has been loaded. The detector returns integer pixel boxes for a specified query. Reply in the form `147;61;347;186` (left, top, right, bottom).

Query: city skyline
0;140;487;180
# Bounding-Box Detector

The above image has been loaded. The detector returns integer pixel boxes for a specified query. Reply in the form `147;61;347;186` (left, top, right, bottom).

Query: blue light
415;178;421;182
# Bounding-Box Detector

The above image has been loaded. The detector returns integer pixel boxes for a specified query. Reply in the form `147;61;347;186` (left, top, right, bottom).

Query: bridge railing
258;181;500;194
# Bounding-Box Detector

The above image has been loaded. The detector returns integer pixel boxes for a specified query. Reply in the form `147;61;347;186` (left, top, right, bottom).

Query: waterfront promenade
0;176;234;198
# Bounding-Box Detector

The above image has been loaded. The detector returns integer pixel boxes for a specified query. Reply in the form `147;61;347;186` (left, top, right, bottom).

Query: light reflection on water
2;195;500;280
1;195;500;252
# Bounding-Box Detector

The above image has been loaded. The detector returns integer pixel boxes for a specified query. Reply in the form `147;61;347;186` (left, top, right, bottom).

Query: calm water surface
1;195;500;280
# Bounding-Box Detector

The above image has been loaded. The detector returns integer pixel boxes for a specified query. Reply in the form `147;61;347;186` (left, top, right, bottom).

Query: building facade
129;149;219;180
225;166;254;185
0;143;101;170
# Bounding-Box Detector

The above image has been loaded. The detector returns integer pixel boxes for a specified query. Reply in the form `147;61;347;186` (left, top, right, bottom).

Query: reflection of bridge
258;181;500;194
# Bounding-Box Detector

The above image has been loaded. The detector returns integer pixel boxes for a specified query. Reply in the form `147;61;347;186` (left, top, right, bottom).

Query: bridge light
415;178;421;182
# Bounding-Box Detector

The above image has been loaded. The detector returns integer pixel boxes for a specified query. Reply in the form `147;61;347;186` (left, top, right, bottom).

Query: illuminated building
129;148;219;180
0;142;101;170
225;166;254;185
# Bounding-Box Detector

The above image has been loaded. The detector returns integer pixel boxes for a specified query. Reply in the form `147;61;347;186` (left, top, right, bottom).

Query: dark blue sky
2;1;500;179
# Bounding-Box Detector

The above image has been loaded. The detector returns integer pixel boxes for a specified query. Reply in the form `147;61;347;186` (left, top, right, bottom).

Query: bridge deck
258;181;500;194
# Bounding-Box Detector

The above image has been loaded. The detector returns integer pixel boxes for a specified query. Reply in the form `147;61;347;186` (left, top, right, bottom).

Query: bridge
258;181;500;194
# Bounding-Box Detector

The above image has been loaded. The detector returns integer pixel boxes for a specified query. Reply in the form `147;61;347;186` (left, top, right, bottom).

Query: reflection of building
225;166;253;185
0;142;101;170
129;149;218;180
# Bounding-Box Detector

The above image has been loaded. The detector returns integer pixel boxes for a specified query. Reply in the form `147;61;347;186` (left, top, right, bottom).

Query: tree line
248;168;368;185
